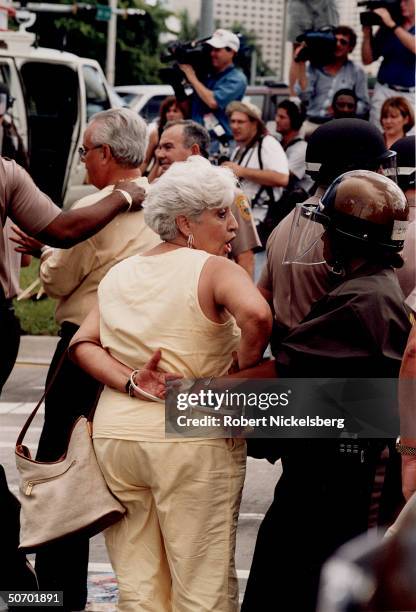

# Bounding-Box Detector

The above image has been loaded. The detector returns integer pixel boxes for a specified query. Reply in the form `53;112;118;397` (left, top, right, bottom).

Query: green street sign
96;4;112;21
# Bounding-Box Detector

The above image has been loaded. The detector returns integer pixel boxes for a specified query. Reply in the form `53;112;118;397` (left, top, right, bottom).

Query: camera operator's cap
206;29;240;52
226;101;264;125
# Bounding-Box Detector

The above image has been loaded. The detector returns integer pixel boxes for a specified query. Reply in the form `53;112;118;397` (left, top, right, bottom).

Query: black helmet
390;136;415;192
319;170;409;252
305;119;397;185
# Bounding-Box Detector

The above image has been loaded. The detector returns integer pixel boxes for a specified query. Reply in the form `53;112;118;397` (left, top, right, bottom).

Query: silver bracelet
130;369;165;403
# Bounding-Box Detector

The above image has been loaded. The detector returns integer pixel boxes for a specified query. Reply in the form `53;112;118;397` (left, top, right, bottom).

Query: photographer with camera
293;25;370;135
177;29;247;155
287;0;340;96
361;0;415;128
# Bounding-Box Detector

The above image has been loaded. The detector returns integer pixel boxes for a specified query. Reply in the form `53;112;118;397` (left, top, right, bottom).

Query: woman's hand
134;349;183;400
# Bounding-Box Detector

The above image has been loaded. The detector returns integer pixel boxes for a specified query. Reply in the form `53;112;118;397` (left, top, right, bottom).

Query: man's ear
190;143;201;156
101;143;112;162
176;215;192;237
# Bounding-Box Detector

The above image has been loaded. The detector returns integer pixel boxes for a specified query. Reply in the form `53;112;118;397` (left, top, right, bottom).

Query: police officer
242;170;411;612
258;118;398;348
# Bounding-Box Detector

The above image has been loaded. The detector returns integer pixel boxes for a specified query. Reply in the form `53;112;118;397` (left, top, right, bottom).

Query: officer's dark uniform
242;263;410;612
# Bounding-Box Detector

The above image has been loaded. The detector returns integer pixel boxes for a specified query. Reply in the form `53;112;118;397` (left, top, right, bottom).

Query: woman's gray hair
88;108;148;167
143;156;237;241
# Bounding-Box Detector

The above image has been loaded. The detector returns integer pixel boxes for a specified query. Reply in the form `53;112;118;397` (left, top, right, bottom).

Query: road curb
16;335;58;366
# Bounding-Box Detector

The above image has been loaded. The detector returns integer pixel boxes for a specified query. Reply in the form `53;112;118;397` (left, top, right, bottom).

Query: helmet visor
283;202;329;265
378;150;398;183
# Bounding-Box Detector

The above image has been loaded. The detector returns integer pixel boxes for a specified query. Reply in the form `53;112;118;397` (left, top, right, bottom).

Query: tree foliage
26;0;172;84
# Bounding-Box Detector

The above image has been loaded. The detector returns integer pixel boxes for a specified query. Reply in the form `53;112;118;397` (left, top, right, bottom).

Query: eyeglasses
336;37;350;47
78;144;103;160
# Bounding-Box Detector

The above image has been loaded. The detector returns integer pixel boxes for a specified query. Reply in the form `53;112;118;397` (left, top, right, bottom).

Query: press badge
203;113;226;137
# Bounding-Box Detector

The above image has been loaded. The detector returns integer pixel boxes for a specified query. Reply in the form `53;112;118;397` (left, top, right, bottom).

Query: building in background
162;1;378;83
162;0;201;24
213;0;286;78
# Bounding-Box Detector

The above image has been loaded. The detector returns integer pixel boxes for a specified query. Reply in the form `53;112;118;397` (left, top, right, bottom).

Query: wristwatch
396;437;416;456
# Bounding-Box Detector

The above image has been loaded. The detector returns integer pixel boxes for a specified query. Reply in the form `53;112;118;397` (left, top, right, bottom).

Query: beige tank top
93;247;241;441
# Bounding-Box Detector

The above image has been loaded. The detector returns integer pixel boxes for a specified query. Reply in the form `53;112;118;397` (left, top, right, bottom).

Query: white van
0;30;116;208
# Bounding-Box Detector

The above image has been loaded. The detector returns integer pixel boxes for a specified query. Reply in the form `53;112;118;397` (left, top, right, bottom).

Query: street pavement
0;336;282;610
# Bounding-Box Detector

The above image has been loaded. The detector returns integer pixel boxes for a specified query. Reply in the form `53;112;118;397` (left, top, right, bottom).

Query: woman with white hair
70;156;272;612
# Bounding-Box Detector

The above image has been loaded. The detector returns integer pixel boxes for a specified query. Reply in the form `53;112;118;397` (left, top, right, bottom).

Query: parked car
114;84;175;123
115;82;290;133
1;28;118;208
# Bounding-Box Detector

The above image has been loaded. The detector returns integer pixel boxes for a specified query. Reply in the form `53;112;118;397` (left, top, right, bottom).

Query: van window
0;63;10;88
138;95;167;122
83;65;111;120
20;61;79;204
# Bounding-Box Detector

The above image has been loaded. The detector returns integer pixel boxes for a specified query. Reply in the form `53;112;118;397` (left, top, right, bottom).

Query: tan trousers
94;438;246;612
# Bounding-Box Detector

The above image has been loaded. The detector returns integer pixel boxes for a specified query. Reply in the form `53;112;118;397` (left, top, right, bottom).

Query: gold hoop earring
187;234;194;249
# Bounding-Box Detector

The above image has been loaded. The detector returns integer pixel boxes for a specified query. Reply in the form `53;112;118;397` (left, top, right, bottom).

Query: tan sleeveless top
93;248;241;441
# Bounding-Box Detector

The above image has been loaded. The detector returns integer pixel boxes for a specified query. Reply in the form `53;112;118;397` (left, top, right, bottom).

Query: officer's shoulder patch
235;193;251;221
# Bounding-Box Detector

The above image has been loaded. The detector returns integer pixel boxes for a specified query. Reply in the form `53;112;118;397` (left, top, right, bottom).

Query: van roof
115;85;174;95
0;41;99;67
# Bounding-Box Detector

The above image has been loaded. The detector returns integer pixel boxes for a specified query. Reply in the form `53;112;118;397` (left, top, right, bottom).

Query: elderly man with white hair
70;156;272;611
34;108;160;610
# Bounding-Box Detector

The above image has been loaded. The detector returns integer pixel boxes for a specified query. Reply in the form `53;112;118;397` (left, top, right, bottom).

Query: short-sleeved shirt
191;64;247;139
284;137;314;192
231;192;261;257
373;25;416;88
276;264;410;378
40;178;159;326
258;191;335;334
297;60;370;120
230;134;289;223
0;157;60;297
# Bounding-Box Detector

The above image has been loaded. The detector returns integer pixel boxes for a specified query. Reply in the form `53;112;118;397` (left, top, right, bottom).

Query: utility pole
199;0;214;39
106;0;117;85
10;2;145;87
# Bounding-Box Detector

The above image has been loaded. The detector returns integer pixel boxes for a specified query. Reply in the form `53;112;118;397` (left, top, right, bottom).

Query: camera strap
252;136;276;207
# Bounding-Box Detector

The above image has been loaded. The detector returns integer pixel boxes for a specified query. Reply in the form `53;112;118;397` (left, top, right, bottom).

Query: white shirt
231;134;289;223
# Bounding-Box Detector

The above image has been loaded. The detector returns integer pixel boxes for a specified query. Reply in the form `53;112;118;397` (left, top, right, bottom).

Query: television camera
295;27;337;66
358;0;401;27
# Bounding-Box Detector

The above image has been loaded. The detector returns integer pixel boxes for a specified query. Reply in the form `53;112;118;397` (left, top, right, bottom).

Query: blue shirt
373;25;416;88
297;60;370;120
191;64;247;139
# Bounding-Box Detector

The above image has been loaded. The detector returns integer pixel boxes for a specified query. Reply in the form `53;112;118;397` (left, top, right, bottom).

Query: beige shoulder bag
15;357;126;553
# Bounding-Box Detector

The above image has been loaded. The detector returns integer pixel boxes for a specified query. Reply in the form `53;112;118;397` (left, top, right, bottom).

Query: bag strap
16;347;68;450
252;136;276;206
16;341;102;450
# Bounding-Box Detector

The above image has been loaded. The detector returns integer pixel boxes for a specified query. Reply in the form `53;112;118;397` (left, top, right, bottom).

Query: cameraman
361;0;415;128
178;29;247;153
293;25;370;134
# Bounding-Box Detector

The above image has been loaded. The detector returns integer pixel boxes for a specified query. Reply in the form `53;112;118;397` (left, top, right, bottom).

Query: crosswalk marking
0;402;43;414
